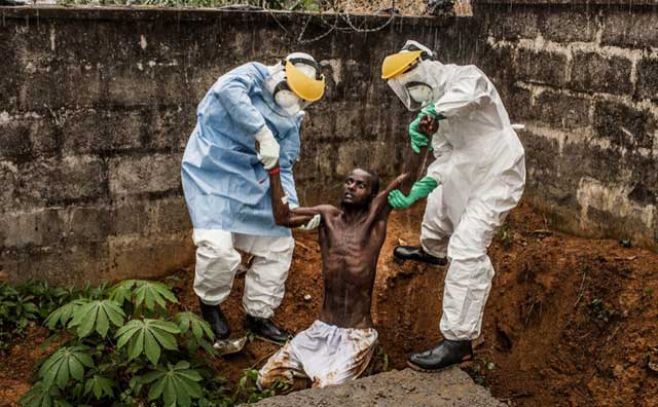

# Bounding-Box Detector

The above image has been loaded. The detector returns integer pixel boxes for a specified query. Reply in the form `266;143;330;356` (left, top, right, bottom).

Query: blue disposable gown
181;63;302;237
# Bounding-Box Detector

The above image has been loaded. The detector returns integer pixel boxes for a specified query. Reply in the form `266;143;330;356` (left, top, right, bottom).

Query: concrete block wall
477;1;658;248
2;2;657;284
0;7;477;284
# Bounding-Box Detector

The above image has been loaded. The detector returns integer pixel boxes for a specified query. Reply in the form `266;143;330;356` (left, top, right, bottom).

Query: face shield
386;60;436;111
264;54;326;117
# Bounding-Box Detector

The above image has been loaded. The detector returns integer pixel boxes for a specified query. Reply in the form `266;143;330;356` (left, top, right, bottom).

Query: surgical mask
264;62;312;117
274;90;302;116
407;83;434;105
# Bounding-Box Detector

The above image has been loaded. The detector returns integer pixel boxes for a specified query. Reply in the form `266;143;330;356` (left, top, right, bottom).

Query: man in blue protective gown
181;53;326;347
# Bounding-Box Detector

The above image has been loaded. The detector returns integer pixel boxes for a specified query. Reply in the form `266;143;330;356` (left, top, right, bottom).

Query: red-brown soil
2;201;657;406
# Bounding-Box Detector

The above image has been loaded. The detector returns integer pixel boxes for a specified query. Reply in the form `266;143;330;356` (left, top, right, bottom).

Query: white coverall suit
420;62;526;340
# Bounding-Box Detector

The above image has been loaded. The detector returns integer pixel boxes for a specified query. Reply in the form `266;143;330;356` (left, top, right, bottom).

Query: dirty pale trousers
193;229;294;318
257;320;378;389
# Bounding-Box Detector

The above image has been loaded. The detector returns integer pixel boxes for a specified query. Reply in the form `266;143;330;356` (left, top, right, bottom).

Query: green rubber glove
408;105;445;154
421;104;444;120
408;115;430;154
387;176;439;209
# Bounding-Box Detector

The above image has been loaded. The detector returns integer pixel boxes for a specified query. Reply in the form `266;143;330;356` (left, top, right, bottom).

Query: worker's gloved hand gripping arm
214;74;281;169
254;126;280;170
408;104;444;153
389;111;441;209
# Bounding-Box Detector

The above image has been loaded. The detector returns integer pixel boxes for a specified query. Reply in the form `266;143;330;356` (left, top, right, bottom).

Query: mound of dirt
253;367;504;406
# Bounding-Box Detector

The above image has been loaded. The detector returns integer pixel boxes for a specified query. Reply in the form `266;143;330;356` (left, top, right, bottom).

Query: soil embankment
2;202;657;406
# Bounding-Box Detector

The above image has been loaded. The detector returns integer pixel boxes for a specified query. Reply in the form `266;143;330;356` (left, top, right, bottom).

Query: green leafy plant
141;361;204;407
39;345;95;389
19;279;254;406
231;368;281;404
16;277;288;406
0;281;78;352
44;299;90;331
110;279;178;316
83;374;116;400
175;311;216;354
19;381;70;407
69;299;126;338
116;318;180;364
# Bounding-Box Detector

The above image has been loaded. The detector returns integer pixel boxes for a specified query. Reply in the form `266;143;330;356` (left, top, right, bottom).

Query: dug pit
2;202;657;405
174;201;658;406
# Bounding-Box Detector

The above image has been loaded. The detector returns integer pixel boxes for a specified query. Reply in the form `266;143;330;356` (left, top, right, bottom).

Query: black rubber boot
394;246;448;266
407;339;473;372
198;299;230;341
245;315;291;344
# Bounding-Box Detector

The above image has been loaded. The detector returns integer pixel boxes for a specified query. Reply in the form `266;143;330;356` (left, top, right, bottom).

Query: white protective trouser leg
420;194;504;341
420;186;453;258
192;229;294;319
440;204;500;341
235;233;294;319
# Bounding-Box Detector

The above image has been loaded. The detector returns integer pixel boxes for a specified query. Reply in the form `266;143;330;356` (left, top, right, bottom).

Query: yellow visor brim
285;60;326;102
381;50;423;80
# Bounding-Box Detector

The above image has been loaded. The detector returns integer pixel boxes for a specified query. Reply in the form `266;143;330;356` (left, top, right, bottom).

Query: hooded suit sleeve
434;67;491;119
212;64;267;136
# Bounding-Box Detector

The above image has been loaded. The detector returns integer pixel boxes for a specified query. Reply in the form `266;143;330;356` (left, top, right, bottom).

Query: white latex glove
298;214;321;231
289;201;321;231
254;126;280;170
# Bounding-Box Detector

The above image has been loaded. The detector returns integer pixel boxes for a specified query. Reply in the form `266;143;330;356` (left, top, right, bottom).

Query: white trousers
421;186;505;341
192;229;294;319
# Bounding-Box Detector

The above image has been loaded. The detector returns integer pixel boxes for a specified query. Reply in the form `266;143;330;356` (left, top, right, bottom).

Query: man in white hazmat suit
181;53;325;347
381;40;526;371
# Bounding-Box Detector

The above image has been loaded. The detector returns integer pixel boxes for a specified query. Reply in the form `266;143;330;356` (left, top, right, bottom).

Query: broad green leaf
74;350;94;368
38;346;94;390
143;364;204;407
173;377;191;407
44;299;89;331
68;300;125;338
19;381;58;407
177;376;203;398
144;330;161;366
163;376;177;406
147;373;167;400
140;370;165;384
108;280;136;306
68;356;84;381
174;361;190;370
175;312;214;342
95;307;109;337
83;375;115;399
74;302;99;337
150;319;181;334
128;330;145;360
115;319;179;365
110;280;178;311
115;320;141;349
150;328;178;351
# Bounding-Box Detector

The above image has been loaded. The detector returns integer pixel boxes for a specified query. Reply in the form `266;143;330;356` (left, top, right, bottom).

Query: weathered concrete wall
476;1;658;249
2;2;657;285
0;7;478;284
